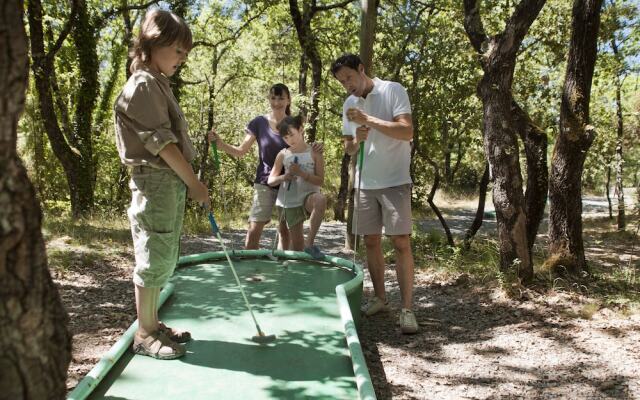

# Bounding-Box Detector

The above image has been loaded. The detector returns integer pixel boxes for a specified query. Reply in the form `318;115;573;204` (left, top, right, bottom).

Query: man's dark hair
330;53;362;77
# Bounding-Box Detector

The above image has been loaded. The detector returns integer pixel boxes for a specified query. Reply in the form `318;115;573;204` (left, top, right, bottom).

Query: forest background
19;0;639;237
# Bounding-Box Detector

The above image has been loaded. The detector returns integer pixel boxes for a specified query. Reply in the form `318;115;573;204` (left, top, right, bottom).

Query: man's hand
355;125;370;144
347;107;368;125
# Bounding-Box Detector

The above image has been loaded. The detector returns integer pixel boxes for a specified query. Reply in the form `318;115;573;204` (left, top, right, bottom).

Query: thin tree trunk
0;1;71;398
609;3;626;230
464;162;490;248
298;52;309;117
341;0;376;251
359;0;378;76
113;1;135;209
463;0;546;281
426;158;454;246
606;165;613;219
334;153;350;222
547;0;604;272
170;0;190;102
614;83;625;230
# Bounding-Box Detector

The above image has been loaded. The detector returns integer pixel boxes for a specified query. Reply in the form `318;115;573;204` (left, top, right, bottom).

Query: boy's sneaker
363;297;389;316
399;309;418;334
304;245;325;260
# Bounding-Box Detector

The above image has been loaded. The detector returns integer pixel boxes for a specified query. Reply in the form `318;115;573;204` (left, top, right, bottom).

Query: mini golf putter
207;210;276;344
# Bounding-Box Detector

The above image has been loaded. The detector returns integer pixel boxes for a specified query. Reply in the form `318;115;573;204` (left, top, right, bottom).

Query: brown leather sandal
158;321;192;343
132;330;185;360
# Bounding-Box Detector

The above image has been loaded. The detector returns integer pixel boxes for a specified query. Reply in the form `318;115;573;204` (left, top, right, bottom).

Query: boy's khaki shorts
353;184;412;236
249;183;278;223
128;166;186;288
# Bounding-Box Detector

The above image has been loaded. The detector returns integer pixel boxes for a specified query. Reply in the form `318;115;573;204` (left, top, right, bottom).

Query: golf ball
282;261;290;268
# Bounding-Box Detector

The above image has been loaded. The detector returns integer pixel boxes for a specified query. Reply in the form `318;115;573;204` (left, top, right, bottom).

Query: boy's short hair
277;115;304;137
130;9;193;73
330;54;362;77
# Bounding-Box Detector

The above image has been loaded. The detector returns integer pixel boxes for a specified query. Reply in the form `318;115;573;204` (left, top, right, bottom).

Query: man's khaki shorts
353;184;412;236
128;166;186;288
249;183;278;223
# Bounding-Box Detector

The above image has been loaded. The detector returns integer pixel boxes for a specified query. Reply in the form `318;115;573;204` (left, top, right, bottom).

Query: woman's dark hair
269;83;291;115
330;53;362;77
277;115;304;137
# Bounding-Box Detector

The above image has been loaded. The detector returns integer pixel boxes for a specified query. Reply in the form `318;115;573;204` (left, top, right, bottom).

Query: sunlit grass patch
48;246;103;274
43;212;131;246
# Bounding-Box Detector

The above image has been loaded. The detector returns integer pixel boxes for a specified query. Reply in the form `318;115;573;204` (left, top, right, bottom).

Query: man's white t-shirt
342;77;412;190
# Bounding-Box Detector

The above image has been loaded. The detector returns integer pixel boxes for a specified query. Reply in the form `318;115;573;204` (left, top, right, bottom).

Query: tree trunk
426;158;454;246
547;0;603;273
28;0;97;217
170;0;191;102
72;0;98;184
442;118;453;185
614;82;625;230
340;0;377;251
511;99;548;248
288;0;325;144
359;0;378;76
0;2;71;398
464;162;490;248
463;0;547;281
334;153;350;221
606;165;613;219
113;3;135;210
298;52;309;117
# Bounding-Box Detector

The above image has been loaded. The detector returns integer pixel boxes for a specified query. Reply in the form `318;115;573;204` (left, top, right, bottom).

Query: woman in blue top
209;83;321;249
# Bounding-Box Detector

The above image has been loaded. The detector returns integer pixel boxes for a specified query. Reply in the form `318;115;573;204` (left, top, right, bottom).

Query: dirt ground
55;198;640;399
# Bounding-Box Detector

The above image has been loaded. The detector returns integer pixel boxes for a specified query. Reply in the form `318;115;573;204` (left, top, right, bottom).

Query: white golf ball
282;261;290;268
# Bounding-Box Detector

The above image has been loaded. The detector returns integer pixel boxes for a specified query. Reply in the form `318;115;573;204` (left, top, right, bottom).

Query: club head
251;333;276;344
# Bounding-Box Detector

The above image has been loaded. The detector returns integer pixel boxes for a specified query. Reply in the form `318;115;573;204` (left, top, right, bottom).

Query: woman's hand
207;129;220;144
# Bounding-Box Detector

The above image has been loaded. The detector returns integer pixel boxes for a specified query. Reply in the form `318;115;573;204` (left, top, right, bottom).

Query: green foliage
15;0;640;226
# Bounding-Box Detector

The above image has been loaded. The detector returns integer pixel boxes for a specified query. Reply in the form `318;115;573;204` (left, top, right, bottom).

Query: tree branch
313;0;355;13
192;4;270;49
45;0;79;64
500;0;547;60
462;0;487;53
101;0;160;22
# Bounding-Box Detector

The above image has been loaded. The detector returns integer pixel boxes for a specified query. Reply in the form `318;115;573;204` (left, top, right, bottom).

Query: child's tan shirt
114;68;196;168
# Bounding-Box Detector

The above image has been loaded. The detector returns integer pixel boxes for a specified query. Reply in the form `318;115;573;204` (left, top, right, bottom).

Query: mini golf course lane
88;255;361;400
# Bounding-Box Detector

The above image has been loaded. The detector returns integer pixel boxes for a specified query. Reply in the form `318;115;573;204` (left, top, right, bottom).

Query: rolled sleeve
390;83;412;117
133;123;179;156
120;80;179;155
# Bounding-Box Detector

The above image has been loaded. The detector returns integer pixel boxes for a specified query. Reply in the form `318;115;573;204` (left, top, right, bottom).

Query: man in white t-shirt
331;53;418;334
